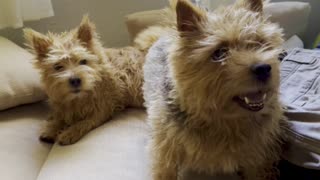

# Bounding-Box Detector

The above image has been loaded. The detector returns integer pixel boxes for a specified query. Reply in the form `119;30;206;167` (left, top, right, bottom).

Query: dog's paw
39;133;56;144
57;130;82;146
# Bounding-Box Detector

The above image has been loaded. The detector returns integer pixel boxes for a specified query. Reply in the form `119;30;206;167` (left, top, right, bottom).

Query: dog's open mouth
233;91;267;112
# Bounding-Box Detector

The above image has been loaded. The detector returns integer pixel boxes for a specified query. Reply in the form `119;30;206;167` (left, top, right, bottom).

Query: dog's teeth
244;97;250;104
263;93;267;100
248;103;264;107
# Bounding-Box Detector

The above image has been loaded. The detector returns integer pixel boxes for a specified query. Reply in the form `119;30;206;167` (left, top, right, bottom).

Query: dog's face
171;0;283;115
24;17;105;101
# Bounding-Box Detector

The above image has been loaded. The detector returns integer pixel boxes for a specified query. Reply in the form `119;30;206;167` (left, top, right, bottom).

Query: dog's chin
67;89;86;99
71;89;81;94
233;90;270;112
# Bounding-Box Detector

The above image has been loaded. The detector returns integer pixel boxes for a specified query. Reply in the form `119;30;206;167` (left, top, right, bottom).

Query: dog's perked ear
23;28;52;60
77;15;97;48
176;0;207;35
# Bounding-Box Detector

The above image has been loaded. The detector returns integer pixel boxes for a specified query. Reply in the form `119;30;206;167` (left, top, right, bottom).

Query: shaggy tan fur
133;3;176;51
24;16;145;145
134;26;173;52
143;0;285;179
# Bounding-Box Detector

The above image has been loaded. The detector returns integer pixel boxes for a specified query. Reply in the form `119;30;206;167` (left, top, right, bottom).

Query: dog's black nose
251;63;272;82
69;77;81;88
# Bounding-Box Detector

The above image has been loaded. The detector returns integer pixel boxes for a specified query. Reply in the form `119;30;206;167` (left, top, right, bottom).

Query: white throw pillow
283;35;304;49
264;2;311;39
0;36;46;111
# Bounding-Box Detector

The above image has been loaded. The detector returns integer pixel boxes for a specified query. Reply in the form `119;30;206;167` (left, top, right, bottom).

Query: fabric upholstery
0;36;46;111
37;109;151;180
0;102;51;180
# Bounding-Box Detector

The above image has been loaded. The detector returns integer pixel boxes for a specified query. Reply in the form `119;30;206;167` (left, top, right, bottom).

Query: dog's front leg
151;135;182;180
57;114;108;145
40;114;64;144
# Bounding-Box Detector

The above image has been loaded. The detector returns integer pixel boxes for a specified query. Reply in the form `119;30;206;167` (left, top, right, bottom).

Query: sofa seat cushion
0;102;51;180
37;109;151;180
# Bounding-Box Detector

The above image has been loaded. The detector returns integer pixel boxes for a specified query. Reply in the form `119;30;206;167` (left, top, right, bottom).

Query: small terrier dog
143;0;285;179
24;16;145;145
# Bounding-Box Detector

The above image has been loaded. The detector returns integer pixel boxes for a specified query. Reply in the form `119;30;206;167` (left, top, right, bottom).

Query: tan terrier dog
24;16;145;145
143;0;285;179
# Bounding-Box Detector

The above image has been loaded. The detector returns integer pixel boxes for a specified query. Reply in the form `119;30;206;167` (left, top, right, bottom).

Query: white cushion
283;35;304;49
264;2;311;39
37;109;151;180
0;102;51;180
0;36;46;111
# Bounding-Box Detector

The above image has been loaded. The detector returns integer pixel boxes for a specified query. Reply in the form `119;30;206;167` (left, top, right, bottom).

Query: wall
0;0;318;48
0;0;167;47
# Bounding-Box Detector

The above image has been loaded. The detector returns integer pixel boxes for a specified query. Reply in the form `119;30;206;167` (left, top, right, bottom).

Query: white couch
0;2;311;180
0;102;151;180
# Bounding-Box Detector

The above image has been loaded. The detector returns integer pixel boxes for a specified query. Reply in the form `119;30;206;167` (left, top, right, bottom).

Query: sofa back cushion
126;1;311;41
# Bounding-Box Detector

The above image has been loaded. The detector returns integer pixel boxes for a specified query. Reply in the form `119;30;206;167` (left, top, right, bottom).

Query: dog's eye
211;48;229;62
79;59;87;65
54;65;63;71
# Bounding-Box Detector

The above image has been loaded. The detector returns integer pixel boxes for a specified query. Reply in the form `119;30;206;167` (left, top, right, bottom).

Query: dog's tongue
242;91;266;103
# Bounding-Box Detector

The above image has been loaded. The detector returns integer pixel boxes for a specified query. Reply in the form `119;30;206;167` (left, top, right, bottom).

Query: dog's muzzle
251;63;272;82
233;91;268;111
